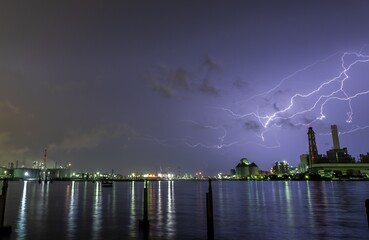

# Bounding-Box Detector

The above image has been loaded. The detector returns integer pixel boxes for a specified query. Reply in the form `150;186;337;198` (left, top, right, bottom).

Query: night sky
1;1;369;175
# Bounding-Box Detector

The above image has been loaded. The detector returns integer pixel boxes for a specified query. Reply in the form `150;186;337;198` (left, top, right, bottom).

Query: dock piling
365;199;369;228
139;179;150;230
0;179;11;235
206;179;214;240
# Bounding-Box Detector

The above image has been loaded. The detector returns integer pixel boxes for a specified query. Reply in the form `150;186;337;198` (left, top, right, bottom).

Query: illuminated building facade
303;125;369;175
271;161;290;175
298;154;309;173
235;158;259;178
359;153;369;163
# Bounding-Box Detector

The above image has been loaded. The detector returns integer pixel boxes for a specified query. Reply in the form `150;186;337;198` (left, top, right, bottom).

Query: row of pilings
139;178;214;239
0;179;212;238
0;179;369;239
138;179;369;240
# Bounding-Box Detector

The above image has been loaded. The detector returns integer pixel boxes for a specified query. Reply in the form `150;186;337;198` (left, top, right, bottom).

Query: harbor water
2;180;369;239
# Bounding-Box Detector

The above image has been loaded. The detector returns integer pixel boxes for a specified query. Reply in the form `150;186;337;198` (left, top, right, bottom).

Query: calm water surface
2;180;369;239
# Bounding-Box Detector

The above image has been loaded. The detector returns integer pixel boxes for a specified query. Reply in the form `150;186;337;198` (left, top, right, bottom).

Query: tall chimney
307;127;318;166
44;148;47;169
331;125;340;150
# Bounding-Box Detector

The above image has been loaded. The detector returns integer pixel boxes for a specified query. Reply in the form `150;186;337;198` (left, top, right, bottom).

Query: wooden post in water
206;179;214;240
0;179;11;235
143;179;148;223
365;199;369;228
139;179;149;230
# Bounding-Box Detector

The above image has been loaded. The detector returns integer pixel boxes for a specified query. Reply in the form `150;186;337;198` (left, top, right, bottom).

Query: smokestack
44;148;47;169
331;125;340;150
307;127;318;166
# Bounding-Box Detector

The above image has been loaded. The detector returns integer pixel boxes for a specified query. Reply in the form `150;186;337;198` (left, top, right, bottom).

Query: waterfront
2;180;369;239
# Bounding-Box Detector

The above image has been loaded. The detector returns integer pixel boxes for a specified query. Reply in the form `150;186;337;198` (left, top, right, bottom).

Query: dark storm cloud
255;87;291;114
173;67;191;90
275;118;297;129
199;81;220;95
151;81;176;98
244;120;261;131
196;56;221;95
273;89;288;98
301;116;317;126
262;89;288;102
233;78;252;90
48;123;138;152
146;56;221;98
260;96;272;106
274;115;319;129
200;55;221;73
273;103;280;111
145;65;192;98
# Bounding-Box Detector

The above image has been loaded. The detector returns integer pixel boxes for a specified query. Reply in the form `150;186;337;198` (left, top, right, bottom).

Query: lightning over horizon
143;50;369;157
219;51;369;135
2;1;369;173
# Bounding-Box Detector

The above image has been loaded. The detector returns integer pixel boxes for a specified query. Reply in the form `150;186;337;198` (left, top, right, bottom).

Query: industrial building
303;125;369;176
9;167;71;180
271;161;290;175
298;154;309;173
235;158;259;179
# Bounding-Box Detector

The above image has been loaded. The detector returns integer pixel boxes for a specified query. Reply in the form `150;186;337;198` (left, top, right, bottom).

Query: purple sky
1;1;369;175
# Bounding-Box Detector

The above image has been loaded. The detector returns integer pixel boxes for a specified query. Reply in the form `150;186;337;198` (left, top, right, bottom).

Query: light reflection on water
128;181;137;239
3;180;369;239
92;181;102;240
167;181;175;237
17;181;27;240
156;181;162;231
66;181;75;238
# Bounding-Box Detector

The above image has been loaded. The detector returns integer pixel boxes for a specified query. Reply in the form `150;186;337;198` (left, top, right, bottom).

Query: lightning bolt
319;125;369;136
221;51;369;131
141;135;177;146
144;50;369;151
339;125;369;135
182;120;238;149
141;121;239;149
243;50;344;103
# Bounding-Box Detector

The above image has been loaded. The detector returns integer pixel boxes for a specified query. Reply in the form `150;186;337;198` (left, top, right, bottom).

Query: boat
101;180;113;187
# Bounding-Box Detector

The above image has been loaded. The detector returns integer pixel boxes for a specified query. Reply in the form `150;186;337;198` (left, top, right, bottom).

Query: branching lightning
142;121;239;149
221;51;369;132
243;50;344;103
145;50;369;152
182;120;238;149
319;125;369;136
